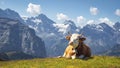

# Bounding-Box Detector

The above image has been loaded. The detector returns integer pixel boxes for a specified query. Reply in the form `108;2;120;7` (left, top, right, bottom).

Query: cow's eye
76;38;79;40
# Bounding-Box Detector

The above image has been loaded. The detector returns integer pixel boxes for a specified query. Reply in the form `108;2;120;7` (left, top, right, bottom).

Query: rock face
0;18;46;60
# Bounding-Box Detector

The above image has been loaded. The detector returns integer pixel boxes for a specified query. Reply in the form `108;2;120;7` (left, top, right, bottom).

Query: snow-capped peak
95;24;104;31
85;24;104;32
53;23;70;34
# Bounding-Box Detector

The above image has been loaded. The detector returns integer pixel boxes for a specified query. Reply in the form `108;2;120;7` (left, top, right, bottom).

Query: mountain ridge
0;17;46;60
0;8;120;57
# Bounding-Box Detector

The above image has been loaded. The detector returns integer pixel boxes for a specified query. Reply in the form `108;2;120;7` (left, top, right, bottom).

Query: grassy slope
0;56;120;68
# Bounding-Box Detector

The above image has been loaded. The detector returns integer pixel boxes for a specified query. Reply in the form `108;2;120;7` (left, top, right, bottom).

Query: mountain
0;53;9;61
0;52;34;60
25;15;79;56
80;23;116;54
0;8;24;23
113;22;120;44
51;38;68;56
53;20;78;35
25;14;56;34
52;22;120;56
113;22;120;31
105;44;120;56
1;8;120;57
0;17;46;60
25;12;120;56
25;14;59;56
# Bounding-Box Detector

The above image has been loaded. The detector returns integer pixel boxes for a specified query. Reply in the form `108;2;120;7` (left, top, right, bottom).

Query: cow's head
66;33;86;48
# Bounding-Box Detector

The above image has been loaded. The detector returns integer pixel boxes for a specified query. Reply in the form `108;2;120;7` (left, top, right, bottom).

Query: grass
0;56;120;68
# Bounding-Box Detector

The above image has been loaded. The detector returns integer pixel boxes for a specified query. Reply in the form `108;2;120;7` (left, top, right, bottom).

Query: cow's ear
79;36;86;41
81;37;86;41
66;35;71;40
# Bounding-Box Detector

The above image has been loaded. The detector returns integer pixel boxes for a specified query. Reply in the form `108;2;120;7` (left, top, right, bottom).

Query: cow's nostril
69;42;73;45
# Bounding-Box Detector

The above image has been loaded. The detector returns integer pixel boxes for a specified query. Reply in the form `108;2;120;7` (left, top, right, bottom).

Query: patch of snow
119;29;120;31
95;25;104;31
28;25;39;32
53;23;70;34
22;16;28;21
76;29;80;32
50;33;55;36
32;19;42;25
90;24;104;32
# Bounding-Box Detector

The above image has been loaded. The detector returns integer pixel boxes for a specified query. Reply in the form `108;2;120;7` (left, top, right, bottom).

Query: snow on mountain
113;22;120;31
25;14;56;34
24;14;79;56
0;18;46;60
53;23;70;34
24;12;120;56
1;8;120;57
32;19;42;24
85;24;104;32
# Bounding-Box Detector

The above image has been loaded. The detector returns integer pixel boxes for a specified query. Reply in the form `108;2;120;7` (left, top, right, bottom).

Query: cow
62;33;91;59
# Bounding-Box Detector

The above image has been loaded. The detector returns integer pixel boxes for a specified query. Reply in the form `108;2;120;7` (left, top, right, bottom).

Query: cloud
87;20;95;24
115;9;120;16
27;3;41;16
90;7;99;15
76;16;86;27
56;13;68;20
77;16;86;23
99;17;113;27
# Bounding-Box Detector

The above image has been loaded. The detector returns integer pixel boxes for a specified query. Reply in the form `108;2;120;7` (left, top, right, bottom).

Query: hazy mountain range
0;8;120;59
0;9;46;60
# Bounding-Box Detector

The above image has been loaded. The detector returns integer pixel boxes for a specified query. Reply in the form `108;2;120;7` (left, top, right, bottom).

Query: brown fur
76;43;91;58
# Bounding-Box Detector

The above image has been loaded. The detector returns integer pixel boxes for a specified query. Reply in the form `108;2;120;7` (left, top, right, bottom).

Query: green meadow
0;56;120;68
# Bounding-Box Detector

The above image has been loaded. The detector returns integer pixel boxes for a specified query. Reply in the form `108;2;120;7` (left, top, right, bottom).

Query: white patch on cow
72;49;76;53
71;54;76;59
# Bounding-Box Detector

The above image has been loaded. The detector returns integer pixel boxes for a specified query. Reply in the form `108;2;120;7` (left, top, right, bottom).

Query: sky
0;0;120;27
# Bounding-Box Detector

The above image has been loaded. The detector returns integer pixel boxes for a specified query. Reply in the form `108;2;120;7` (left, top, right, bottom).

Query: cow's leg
62;52;66;57
71;49;76;59
71;53;76;59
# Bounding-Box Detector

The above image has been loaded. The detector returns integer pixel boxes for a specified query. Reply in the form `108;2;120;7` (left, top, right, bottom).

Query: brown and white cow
62;33;91;59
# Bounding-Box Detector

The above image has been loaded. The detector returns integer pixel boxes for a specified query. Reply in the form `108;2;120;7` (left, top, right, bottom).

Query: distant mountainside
0;8;120;57
0;52;34;60
0;8;24;23
25;12;120;56
0;17;46;60
105;44;120;56
25;14;80;56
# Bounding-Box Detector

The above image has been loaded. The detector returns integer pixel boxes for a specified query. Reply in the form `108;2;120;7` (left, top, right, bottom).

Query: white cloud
77;16;85;23
76;16;86;27
87;20;95;24
90;7;99;15
56;13;68;20
99;17;113;27
115;9;120;16
27;3;41;16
